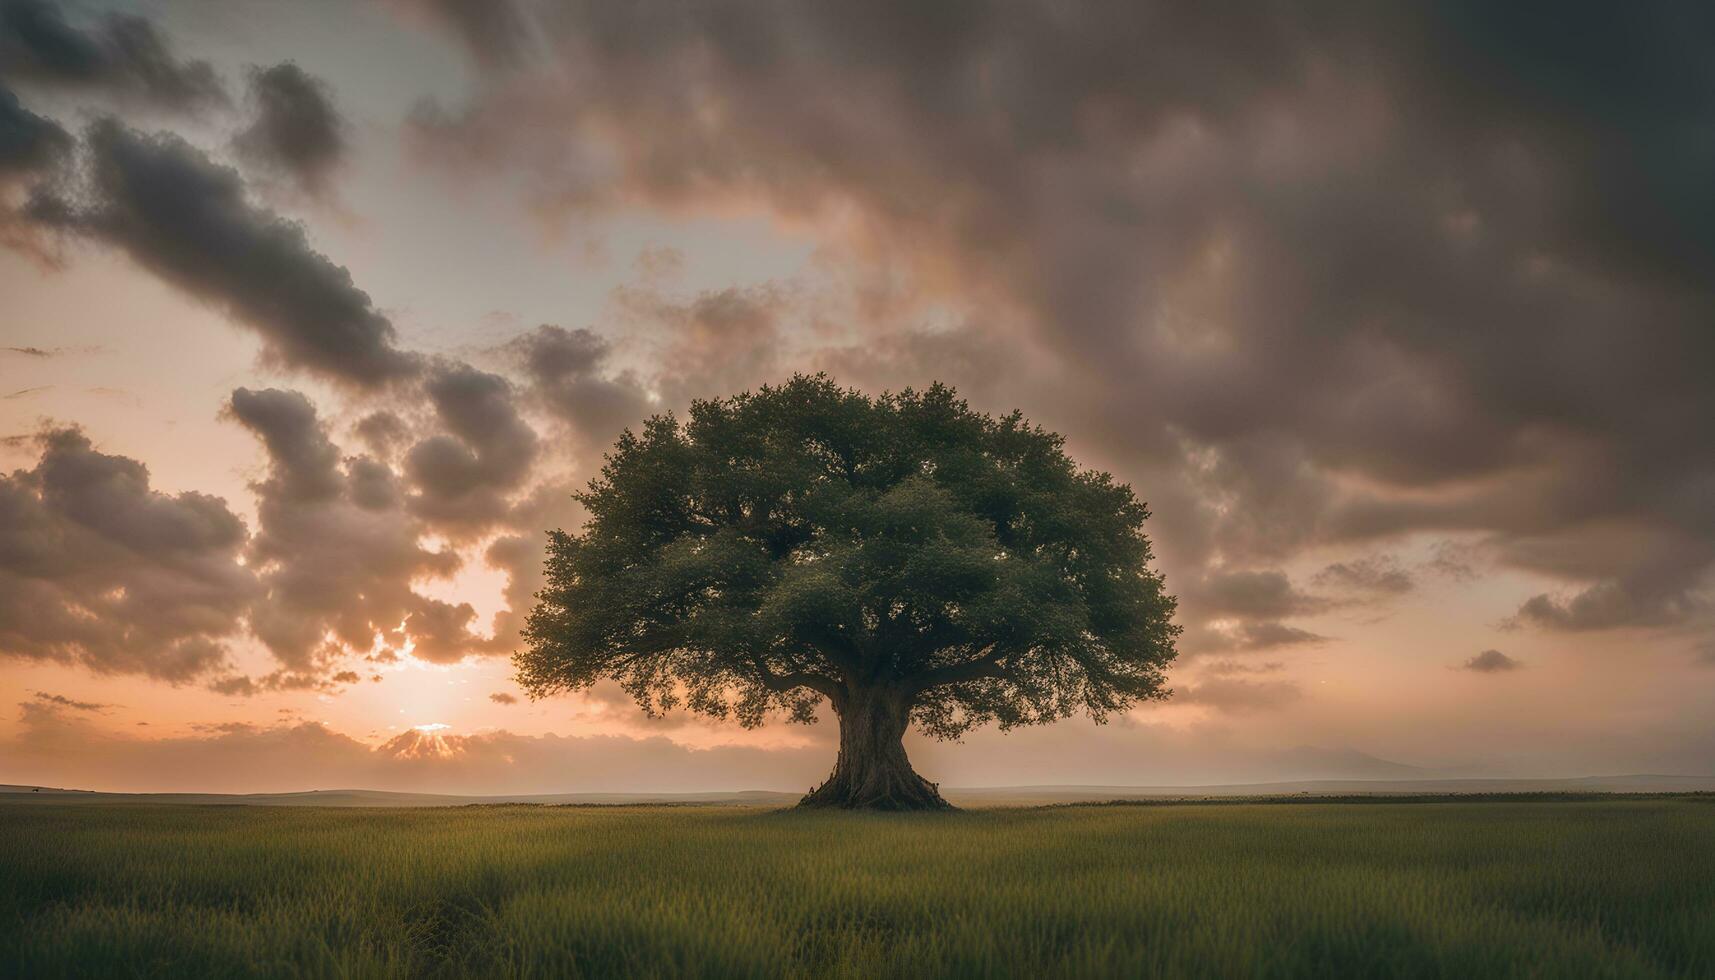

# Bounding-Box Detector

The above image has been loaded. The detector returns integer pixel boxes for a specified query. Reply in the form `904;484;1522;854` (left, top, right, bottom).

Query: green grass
3;798;1713;978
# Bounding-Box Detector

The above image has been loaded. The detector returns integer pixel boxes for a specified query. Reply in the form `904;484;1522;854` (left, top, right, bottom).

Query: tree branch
747;656;841;699
907;644;1008;694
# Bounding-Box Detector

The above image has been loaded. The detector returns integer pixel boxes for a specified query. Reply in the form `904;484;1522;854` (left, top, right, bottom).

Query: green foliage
5;800;1715;977
518;375;1180;739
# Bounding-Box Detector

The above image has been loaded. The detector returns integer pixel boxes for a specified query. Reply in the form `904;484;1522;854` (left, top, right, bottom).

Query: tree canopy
517;375;1179;808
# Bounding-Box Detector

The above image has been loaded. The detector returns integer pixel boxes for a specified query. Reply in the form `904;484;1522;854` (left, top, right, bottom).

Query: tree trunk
799;685;952;811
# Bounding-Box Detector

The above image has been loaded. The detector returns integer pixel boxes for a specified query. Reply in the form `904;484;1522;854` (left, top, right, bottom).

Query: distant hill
0;786;801;807
4;775;1712;807
1266;745;1438;780
944;774;1715;805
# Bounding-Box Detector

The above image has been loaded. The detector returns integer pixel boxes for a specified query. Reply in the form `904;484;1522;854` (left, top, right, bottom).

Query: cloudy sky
3;0;1712;794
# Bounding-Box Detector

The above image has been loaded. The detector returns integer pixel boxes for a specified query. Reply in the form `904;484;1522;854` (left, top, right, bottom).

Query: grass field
3;798;1713;978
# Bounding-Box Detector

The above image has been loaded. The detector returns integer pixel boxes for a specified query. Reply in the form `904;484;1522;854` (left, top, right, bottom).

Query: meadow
3;797;1713;978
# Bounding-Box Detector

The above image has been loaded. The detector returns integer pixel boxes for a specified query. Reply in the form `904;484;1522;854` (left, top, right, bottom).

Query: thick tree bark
798;685;952;811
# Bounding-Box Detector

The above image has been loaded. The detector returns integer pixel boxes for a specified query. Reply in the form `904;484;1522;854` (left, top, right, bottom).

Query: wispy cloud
29;691;113;712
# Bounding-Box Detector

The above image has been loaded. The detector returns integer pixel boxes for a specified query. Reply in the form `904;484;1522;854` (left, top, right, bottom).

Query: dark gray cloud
0;82;68;177
227;387;481;673
0;427;255;680
409;0;1715;640
1196;569;1327;621
33;121;418;387
1176;569;1331;655
1315;557;1414;597
0;0;225;111
404;362;539;534
1516;569;1701;631
233;63;348;198
1209;621;1328;653
1463;649;1522;673
207;674;259;697
508;325;649;450
0;82;68;255
488;692;516;705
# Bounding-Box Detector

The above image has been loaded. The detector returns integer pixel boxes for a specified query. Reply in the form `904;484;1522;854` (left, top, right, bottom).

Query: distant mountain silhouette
1268;745;1434;780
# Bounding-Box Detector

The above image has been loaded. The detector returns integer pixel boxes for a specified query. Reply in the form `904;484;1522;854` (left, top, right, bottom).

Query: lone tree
517;376;1179;810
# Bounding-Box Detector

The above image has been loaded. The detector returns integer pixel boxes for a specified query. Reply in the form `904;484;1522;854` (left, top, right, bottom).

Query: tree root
798;767;954;811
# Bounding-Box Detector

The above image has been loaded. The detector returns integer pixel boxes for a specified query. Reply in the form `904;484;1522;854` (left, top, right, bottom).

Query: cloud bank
0;428;255;680
405;0;1715;647
35;121;417;387
0;0;226;112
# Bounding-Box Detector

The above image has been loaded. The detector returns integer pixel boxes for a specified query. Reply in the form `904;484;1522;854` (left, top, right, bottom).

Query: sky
2;0;1713;794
